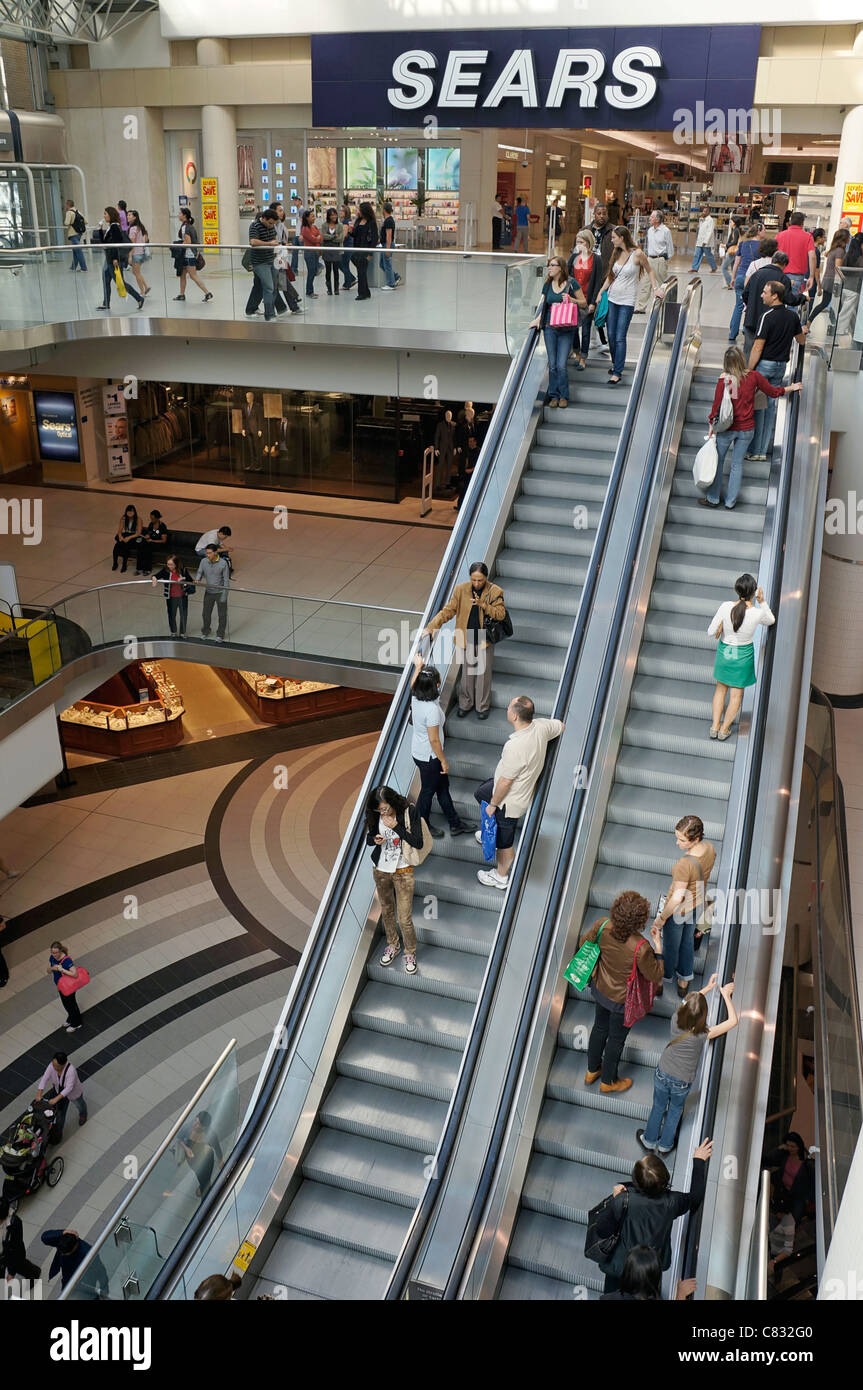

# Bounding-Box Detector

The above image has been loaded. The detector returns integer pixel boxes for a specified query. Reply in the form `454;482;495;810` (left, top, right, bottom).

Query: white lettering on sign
389;45;662;112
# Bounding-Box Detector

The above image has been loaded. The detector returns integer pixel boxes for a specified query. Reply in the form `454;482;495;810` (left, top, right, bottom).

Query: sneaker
599;346;611;357
201;630;210;638
379;284;395;291
474;831;484;844
449;821;474;836
65;1024;82;1033
404;953;417;974
636;1129;656;1151
426;822;445;840
478;868;509;889
379;944;401;966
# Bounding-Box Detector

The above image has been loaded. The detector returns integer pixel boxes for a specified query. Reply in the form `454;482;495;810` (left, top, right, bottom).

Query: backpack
72;209;86;235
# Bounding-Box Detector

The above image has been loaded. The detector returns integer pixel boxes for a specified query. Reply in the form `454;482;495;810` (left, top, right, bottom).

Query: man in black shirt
379;199;401;290
741;252;804;358
747;281;809;459
245;208;279;321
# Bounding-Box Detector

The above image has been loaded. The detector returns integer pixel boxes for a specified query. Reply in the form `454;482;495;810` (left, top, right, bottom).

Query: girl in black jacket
594;1139;713;1292
96;206;144;311
0;1197;41;1286
365;784;424;975
351;202;379;301
151;555;195;636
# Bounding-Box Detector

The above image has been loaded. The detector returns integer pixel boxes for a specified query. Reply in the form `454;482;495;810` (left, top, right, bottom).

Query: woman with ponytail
700;345;800;510
707;574;775;740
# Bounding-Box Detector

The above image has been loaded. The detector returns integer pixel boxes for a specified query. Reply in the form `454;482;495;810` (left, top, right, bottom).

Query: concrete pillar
563;142;583;247
459;127;500;248
196;37;230;66
201;104;240;248
828;104;863;241
529;136;547;248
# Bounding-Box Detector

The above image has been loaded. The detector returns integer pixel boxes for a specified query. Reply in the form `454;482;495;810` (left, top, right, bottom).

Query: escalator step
499;580;582;617
527;447;612;476
536;1098;651;1172
661;525;762;561
547;1047;654;1119
496;549;588;585
320;1076;445;1154
504;521;597;557
523;1152;631;1226
282;1181;412;1264
598;825;721;882
366;936;487;1001
615;747;732;799
558;998;670;1068
352;981;474;1050
630;674;716;721
507;1210;602;1292
258;1231;392;1301
302;1130;426;1209
622;710;737;760
637;641;715;685
499;1267;597;1301
522;472;613;504
606;783;727;840
336;1028;460;1103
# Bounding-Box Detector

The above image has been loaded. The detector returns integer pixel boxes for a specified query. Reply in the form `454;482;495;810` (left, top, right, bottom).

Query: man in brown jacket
422;561;506;718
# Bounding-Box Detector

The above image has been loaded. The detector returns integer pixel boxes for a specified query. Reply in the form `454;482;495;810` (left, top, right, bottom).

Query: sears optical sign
312;26;761;130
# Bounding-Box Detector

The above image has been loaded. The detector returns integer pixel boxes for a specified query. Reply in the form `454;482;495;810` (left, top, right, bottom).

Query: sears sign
312;26;761;130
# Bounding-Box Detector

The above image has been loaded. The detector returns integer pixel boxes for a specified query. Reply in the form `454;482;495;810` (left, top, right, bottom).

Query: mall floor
0;262;841;1294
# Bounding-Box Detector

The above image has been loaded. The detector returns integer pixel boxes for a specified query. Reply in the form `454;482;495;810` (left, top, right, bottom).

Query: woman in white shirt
410;655;473;838
595;226;664;386
707;573;775;740
364;785;424;974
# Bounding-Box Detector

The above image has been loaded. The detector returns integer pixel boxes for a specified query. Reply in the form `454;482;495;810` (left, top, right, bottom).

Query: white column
563;142;583;247
828;104;863;241
196;37;230;66
197;38;239;248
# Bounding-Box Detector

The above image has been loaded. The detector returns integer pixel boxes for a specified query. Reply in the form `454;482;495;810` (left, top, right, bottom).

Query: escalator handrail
385;276;681;1299
440;277;703;1298
145;323;541;1298
677;326;812;1292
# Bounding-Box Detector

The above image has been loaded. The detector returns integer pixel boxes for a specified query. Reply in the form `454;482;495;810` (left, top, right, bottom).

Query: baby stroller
1;1100;64;1203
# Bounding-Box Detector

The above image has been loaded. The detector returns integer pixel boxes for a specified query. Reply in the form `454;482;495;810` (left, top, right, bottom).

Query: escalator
249;356;637;1299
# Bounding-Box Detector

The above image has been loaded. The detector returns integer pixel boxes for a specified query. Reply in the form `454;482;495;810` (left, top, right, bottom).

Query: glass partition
62;1042;239;1300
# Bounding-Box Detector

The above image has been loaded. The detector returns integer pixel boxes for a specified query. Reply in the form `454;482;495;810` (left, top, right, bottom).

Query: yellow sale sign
841;182;863;232
201;176;218;202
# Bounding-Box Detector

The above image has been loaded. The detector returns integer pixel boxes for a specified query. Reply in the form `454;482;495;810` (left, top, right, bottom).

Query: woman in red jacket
699;346;801;510
300;210;323;299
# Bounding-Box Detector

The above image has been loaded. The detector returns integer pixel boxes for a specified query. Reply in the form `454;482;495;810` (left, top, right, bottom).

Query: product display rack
59;661;185;756
307;187;338;217
221;667;390;726
423;191;459;238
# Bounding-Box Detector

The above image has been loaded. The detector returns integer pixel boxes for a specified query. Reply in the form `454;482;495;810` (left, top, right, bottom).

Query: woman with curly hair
579;890;664;1094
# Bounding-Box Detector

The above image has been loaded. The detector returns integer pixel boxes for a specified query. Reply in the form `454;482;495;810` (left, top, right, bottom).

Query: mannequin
241;391;265;473
433;409;457;492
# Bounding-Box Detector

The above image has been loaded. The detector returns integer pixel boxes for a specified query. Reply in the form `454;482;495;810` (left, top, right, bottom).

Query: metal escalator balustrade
253;310;662;1300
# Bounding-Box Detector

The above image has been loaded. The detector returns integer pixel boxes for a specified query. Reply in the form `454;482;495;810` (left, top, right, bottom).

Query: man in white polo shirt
636;210;674;312
473;695;565;889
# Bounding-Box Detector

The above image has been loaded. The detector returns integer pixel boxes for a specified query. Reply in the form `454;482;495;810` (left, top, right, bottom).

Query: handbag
549;297;578;328
584;1186;629;1266
484;611;513;645
623;939;658;1028
563;919;607;991
692;434;719;490
241;248;253;273
58;965;91;996
686;854;715;935
195;253;206;270
479;801;498;864
715;377;734;432
593;289;609;329
113;264;127;298
399;806;433;868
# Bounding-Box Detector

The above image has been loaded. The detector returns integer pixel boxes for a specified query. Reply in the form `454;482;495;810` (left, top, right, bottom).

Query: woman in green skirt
707;574;775;740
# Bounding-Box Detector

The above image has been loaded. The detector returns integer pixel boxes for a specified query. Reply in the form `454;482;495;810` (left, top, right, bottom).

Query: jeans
353;251;372;298
513;225;529;253
414;756;460;830
379;249;400;287
606;300;634;377
787;272;807;294
373;866;417;952
728;279;746;339
721;252;734;286
341;249;356;288
751;359;786;456
102;258;142;307
662;910;696;985
691;244;717;271
52;1094;88;1139
543;326;576;401
166;596;188;634
809;286;833;323
642;1067;692;1152
69;234;87;270
577;312;592;356
290;235;300;274
251;261;278;319
704;427;755;507
587;1000;630;1085
304;249;320;295
201;590;228;639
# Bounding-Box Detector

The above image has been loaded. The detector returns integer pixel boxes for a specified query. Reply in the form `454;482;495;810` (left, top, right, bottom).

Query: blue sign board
34;391;80;463
312;26;761;130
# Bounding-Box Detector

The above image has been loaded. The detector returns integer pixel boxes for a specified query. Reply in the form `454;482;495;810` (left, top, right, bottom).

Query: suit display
242;399;265;471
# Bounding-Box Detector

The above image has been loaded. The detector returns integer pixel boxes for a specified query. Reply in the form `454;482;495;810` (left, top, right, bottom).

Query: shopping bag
563;919;607;991
399;806;433;867
480;801;497;863
549;298;578;328
623;941;658;1028
692;434;718;490
585;1187;628;1266
113;265;127;298
593;289;609;329
58;965;91;996
715;377;734;432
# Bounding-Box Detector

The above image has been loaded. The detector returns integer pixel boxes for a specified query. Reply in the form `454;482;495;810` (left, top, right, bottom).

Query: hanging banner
841;182;863;234
102;384;132;481
201;175;220;251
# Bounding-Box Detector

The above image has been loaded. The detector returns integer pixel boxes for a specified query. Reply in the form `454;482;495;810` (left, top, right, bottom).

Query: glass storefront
126;381;492;502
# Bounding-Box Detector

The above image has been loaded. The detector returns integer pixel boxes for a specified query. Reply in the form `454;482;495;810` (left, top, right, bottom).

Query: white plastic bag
715;377;734;432
693;434;718;490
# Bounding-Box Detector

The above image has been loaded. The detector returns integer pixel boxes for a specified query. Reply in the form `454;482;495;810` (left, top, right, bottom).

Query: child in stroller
1;1100;64;1202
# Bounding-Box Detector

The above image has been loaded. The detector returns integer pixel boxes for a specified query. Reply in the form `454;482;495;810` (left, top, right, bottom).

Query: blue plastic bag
480;801;498;863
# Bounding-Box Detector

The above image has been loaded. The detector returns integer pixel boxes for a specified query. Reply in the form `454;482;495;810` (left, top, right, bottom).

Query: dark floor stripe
1;845;206;938
23;704;389;805
0;933;269;1112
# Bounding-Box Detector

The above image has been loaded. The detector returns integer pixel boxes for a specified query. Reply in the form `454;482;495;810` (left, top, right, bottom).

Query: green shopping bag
563;919;607;991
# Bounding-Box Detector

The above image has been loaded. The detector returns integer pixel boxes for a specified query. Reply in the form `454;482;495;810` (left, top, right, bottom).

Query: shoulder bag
399;806;433;868
484;600;513;645
623;938;658;1028
715;377;735;432
58;964;91;996
563;919;607;991
593;288;609;329
585;1186;629;1266
686;854;715;935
